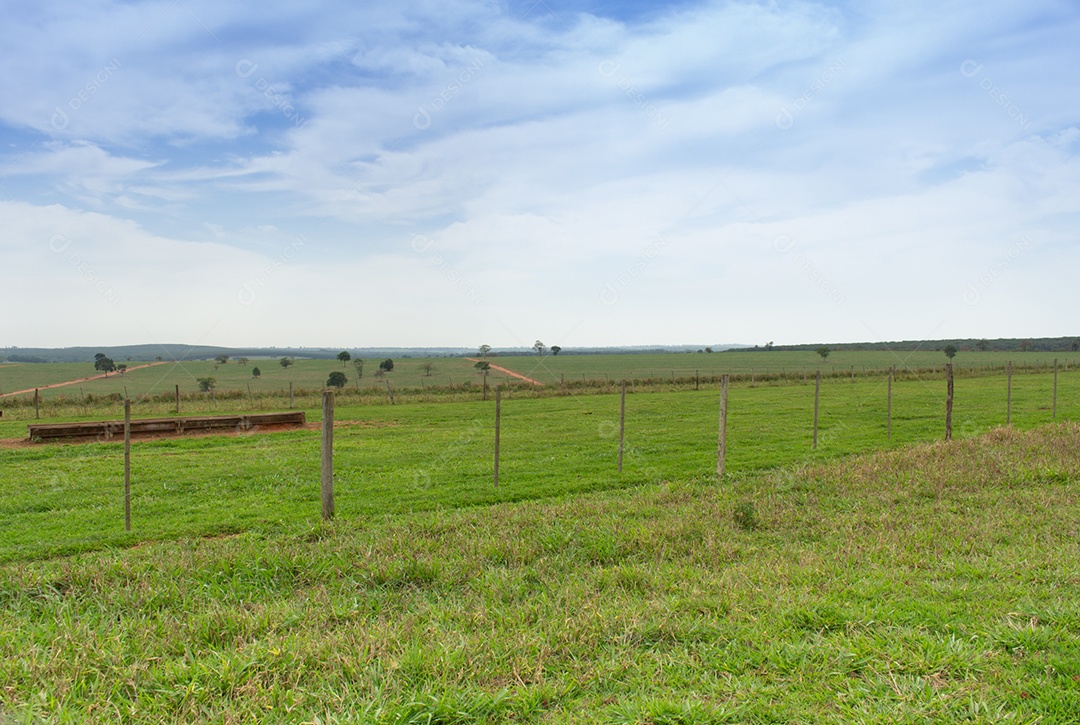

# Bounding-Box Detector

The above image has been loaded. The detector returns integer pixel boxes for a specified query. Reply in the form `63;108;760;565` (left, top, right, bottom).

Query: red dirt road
465;359;544;386
0;361;169;399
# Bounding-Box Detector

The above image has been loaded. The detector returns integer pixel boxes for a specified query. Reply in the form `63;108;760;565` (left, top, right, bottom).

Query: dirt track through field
0;361;169;398
465;359;544;386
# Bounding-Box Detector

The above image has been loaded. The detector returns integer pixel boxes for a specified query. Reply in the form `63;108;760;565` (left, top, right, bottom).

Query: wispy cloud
1;0;1078;347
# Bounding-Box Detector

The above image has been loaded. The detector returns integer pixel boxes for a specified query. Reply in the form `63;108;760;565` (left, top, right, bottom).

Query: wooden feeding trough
27;412;306;443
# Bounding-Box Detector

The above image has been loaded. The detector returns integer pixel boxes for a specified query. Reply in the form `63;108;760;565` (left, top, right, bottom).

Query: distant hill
0;344;473;364
0;343;748;363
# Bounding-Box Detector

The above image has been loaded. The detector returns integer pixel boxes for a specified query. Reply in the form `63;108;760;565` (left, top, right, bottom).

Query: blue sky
1;0;1077;349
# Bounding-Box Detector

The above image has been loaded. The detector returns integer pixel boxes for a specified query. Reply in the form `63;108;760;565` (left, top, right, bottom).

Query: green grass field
479;349;1072;386
1;368;1074;562
2;423;1079;722
1;351;1073;406
2;359;1079;722
0;357;486;404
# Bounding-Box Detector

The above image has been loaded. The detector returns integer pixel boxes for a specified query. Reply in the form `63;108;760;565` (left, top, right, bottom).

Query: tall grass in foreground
2;423;1079;723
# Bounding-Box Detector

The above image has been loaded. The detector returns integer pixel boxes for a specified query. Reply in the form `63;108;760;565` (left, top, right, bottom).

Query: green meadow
1;356;1079;722
2;423;1079;723
479;349;1073;386
1;350;1073;408
1;367;1074;561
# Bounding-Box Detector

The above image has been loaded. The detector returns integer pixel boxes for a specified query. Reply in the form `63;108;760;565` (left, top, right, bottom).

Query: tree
421;362;435;376
379;358;394;372
237;357;249;365
116;364;127;376
976;339;989;352
215;354;229;365
337;351;351;366
353;359;364;379
705;347;713;353
816;346;831;361
326;371;347;388
478;344;492;357
279;357;293;369
93;353;116;376
533;340;546;356
474;360;491;372
197;377;216;393
550;345;562;356
252;367;261;378
943;344;958;359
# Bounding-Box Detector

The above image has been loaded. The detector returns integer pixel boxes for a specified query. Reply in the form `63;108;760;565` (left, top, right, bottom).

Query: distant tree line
737;337;1080;354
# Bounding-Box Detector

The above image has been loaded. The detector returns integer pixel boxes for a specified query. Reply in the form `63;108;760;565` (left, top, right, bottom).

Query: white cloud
0;0;1077;347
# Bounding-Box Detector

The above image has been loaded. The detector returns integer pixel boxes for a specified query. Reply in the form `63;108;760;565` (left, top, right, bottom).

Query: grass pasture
1;424;1080;722
1;368;1076;562
0;357;487;406
2;355;1080;721
483;350;1073;387
1;351;1074;410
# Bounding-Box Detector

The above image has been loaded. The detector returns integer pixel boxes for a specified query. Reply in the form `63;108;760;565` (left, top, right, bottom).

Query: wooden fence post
385;380;395;405
321;391;334;520
494;386;502;487
175;384;180;415
718;375;729;477
289;382;294;409
124;399;131;532
1053;358;1058;418
813;371;821;449
618;380;627;472
887;367;893;440
34;389;40;419
1006;362;1012;426
945;363;954;441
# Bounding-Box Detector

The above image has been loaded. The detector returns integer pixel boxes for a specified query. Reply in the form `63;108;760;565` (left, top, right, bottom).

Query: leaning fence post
717;375;729;477
124;399;131;532
34;389;39;419
321;391;334;520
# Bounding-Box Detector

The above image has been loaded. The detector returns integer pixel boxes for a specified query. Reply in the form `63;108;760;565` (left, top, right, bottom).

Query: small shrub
733;501;759;531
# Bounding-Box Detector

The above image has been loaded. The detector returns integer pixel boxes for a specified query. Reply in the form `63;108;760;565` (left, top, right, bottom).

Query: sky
1;0;1077;350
